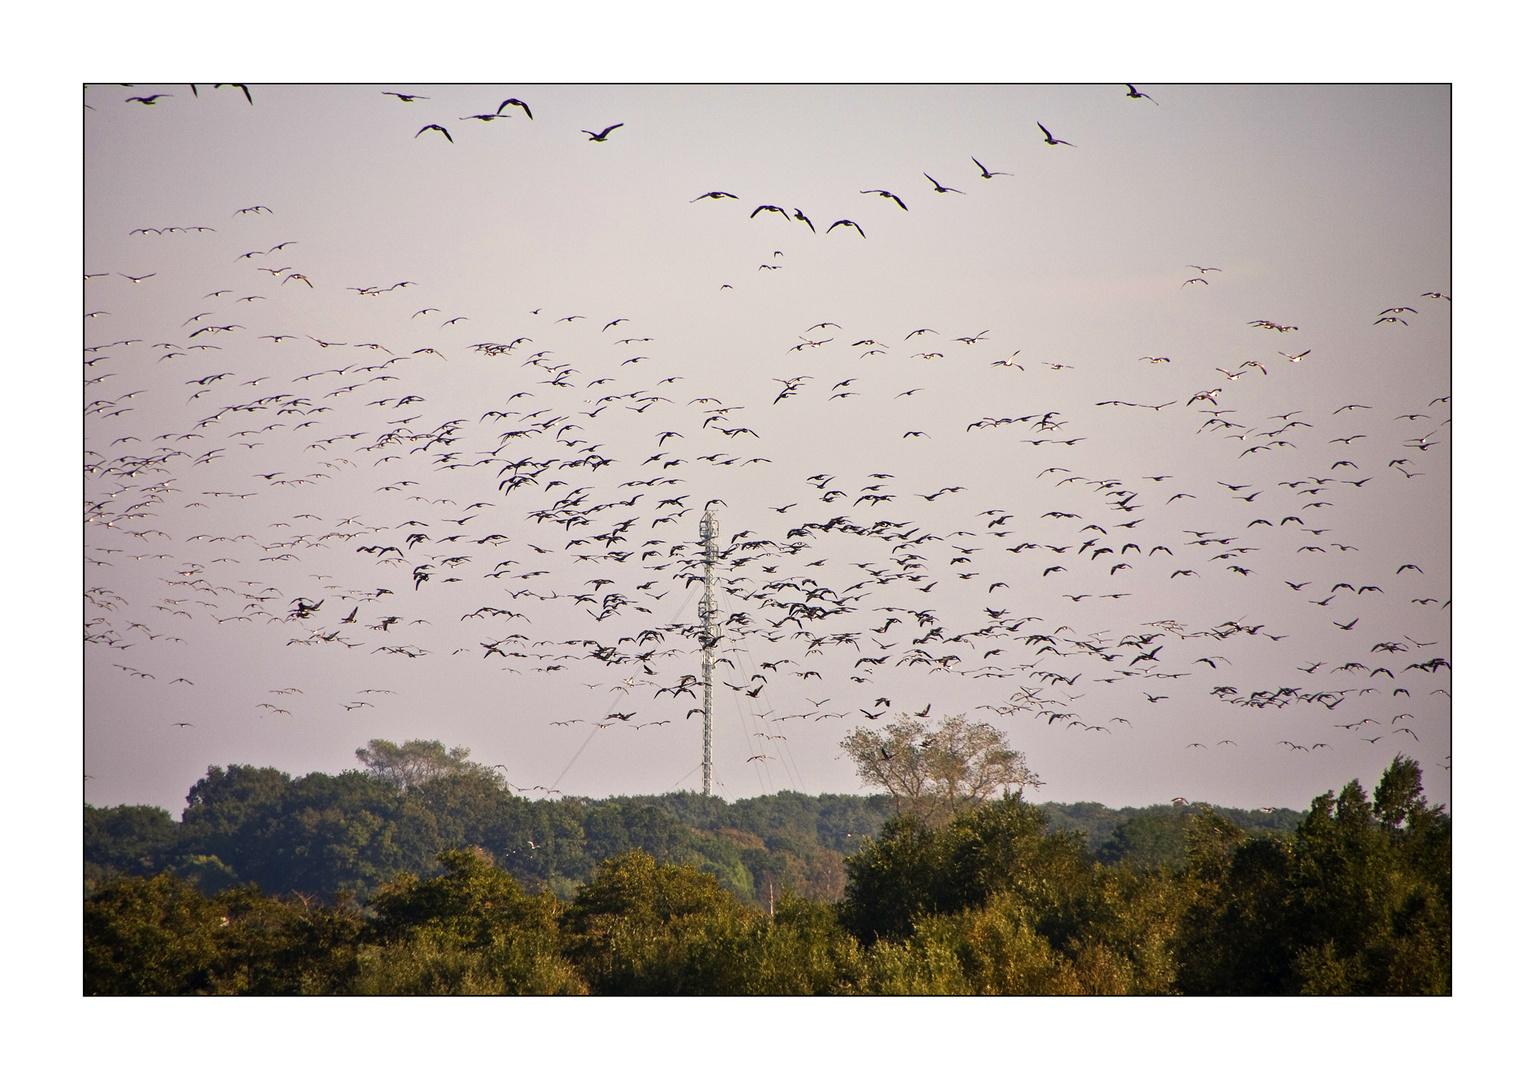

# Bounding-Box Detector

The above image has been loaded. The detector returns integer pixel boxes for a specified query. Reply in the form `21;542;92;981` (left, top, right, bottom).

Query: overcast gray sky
81;81;1454;815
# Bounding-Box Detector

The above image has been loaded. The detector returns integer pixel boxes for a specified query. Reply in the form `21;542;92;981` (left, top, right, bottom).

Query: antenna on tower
698;506;720;797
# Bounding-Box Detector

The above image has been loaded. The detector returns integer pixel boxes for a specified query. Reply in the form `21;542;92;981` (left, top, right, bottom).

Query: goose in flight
751;204;792;222
582;123;623;141
1037;122;1075;146
497;97;533;119
1125;84;1158;104
972;157;1012;178
384;91;429;102
861;189;908;210
692;191;738;201
127;94;170;105
827;219;865;237
416;124;452;143
923;172;964;193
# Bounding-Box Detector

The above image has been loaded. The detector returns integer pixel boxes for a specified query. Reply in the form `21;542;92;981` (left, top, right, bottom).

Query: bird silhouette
1037;122;1076;146
861;189;908;210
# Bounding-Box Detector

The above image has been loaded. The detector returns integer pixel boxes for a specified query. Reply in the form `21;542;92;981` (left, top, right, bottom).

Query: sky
81;82;1453;817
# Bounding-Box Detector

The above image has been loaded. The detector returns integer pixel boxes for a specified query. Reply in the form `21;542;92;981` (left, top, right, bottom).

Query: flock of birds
85;85;1450;804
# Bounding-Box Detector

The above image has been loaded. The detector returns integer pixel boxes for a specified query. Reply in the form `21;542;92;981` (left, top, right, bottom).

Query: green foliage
84;803;178;891
839;795;1086;946
89;754;896;909
83;744;1447;995
864;895;1065;994
845;805;1192;994
1174;756;1450;995
168;853;243;896
354;738;500;790
840;714;1041;825
746;894;868;994
1039;800;1303;859
360;848;584;994
205;886;366;994
85;872;225;994
175;764;291;871
561;850;762;994
85;870;366;995
207;768;444;897
1097;809;1189;870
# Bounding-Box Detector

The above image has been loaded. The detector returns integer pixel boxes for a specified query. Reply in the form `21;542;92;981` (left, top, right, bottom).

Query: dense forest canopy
84;744;1444;995
85;738;1304;905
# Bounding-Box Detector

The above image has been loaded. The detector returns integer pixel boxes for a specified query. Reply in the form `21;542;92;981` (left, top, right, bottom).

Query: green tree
561;850;761;993
85;804;178;890
1097;809;1189;870
175;764;292;872
85;872;223;994
1173;756;1450;995
355;738;501;790
359;848;584;994
208;886;366;994
842;797;1192;994
840;714;1041;825
839;794;1086;946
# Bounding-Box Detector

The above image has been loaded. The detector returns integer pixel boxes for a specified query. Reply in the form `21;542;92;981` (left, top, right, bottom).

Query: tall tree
354;738;500;790
840;714;1041;825
1173;756;1449;994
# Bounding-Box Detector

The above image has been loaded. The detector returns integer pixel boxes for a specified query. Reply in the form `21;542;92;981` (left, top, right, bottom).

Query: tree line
84;739;1447;994
85;734;1300;906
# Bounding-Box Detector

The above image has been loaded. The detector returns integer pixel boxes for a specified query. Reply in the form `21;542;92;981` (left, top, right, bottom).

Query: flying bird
582;123;624;141
827;219;865;238
972;157;1012;178
497;97;533;119
924;173;965;194
861;189;909;210
415;124;452;143
1037;122;1075;146
1125;85;1158;104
